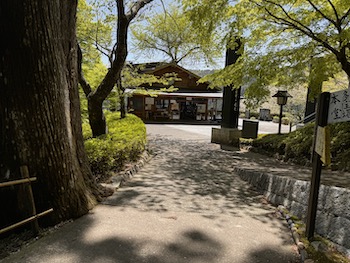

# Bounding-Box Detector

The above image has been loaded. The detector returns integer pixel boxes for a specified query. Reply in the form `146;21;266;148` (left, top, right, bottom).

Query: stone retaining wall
234;167;350;252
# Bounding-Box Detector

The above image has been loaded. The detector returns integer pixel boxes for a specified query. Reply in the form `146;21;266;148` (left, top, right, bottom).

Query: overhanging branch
306;0;338;28
258;0;340;57
326;0;340;22
340;8;350;23
126;0;154;22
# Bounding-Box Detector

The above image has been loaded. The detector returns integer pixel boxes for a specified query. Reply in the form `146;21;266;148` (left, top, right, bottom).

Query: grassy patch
83;112;146;182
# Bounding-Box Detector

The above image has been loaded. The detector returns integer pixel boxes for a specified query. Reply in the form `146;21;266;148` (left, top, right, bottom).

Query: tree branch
93;39;113;65
138;35;174;58
258;0;340;57
77;43;92;97
176;46;201;64
326;0;340;22
340;8;350;23
126;0;154;22
262;0;315;34
306;0;337;28
91;0;153;102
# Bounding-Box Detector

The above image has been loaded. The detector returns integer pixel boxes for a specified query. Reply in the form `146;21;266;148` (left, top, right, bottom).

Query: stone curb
277;205;310;263
101;150;154;190
120;150;154;185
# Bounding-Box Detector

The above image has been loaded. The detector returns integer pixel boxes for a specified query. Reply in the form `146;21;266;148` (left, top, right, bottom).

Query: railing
0;165;53;235
290;112;316;132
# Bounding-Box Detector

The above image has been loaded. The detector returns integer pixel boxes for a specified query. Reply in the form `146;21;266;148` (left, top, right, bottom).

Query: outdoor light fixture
272;90;292;134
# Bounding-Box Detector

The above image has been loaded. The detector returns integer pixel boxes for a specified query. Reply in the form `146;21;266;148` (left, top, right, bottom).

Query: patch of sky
87;0;226;71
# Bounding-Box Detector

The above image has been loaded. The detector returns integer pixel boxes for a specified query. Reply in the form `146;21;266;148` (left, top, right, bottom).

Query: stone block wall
234;167;350;252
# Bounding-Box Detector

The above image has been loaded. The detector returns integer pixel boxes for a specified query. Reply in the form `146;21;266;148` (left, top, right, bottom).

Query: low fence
0;166;53;235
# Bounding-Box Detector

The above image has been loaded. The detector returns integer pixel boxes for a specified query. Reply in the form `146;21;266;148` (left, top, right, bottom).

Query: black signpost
306;92;330;239
306;88;350;239
221;41;242;129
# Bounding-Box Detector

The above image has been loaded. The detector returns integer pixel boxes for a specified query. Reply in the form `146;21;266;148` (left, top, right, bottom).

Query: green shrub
282;117;290;125
252;133;288;156
282;123;314;164
82;122;92;140
252;123;314;165
249;111;259;119
330;122;350;171
83;112;146;182
251;122;350;171
272;116;279;123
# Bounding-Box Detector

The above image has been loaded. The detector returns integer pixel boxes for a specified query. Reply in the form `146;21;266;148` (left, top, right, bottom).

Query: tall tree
183;0;350;92
76;0;109;120
78;0;153;137
0;0;103;225
131;4;220;65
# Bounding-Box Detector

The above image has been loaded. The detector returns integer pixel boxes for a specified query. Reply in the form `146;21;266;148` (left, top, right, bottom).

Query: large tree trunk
87;0;129;137
88;98;108;136
0;0;102;226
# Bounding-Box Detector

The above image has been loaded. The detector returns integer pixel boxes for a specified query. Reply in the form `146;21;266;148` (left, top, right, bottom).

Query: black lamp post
272;90;292;134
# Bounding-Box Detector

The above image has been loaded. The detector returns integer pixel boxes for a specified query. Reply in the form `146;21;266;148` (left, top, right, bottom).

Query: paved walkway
0;127;301;263
146;124;350;189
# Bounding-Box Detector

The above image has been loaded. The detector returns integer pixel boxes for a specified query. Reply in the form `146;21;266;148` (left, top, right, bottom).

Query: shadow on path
1;136;299;263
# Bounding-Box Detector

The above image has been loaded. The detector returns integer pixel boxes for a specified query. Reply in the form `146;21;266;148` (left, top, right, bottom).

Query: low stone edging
102;150;153;190
277;205;309;262
120;151;153;183
234;167;350;257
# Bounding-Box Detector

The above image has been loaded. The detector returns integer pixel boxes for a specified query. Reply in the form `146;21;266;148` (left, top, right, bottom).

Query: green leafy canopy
182;0;350;98
131;4;221;65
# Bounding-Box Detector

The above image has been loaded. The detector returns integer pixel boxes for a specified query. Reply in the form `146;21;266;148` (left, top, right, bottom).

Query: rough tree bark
116;78;126;119
0;0;104;225
78;0;153;137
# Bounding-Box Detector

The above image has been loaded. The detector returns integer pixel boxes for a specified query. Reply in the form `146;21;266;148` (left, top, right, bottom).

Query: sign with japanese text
315;126;331;165
328;89;350;124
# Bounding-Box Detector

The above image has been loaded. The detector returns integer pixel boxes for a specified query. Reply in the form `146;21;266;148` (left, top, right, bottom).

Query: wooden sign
328;89;350;124
315;126;331;165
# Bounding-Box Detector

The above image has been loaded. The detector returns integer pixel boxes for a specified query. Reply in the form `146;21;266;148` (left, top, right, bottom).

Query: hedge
82;112;146;182
250;122;350;171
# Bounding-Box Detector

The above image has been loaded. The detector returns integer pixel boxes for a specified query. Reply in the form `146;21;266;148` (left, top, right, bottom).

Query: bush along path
82;112;147;183
248;122;350;172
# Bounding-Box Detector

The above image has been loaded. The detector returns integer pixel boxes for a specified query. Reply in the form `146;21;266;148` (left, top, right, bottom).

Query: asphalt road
146;118;291;141
146;118;291;142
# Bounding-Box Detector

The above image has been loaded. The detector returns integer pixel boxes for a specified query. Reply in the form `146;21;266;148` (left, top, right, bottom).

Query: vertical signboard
328;89;350;124
307;88;349;239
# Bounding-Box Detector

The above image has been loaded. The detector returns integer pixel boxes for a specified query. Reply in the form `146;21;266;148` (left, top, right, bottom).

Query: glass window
155;99;169;109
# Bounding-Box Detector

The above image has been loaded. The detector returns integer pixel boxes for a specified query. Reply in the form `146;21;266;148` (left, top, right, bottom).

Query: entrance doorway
180;101;197;120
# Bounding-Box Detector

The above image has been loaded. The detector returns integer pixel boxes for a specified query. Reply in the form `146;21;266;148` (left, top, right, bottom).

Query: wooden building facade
127;63;223;121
